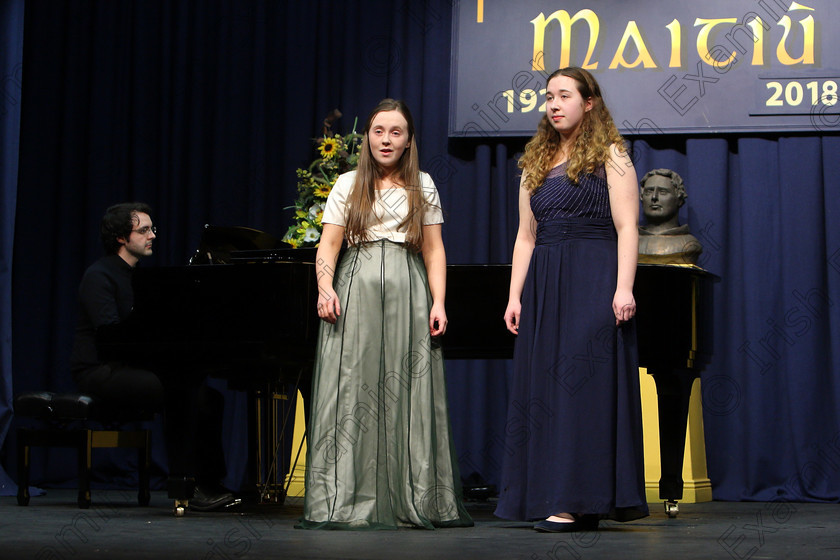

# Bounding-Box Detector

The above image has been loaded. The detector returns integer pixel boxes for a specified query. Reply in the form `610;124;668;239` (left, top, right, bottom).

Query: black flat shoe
534;516;599;533
189;485;240;512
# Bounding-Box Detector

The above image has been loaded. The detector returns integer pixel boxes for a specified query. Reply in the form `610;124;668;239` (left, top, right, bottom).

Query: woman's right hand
504;299;521;335
317;287;341;324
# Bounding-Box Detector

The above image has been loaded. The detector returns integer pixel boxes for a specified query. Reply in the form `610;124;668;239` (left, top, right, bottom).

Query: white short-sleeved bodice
321;170;444;244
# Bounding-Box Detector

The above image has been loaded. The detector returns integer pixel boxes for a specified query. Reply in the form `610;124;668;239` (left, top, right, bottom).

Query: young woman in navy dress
495;67;649;532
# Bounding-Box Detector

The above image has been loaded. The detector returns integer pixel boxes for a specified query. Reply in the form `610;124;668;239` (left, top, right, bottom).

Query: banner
449;0;840;136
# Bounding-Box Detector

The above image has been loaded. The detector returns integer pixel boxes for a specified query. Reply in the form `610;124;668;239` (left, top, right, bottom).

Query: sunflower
318;136;340;159
313;184;331;199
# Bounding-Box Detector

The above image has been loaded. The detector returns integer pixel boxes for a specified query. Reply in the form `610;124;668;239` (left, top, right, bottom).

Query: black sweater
70;254;135;376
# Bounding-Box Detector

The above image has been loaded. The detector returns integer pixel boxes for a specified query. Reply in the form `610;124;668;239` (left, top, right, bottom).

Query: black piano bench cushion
14;391;152;423
13;391;58;418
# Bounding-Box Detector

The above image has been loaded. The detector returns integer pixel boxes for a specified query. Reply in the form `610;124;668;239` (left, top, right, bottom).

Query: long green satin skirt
299;240;473;530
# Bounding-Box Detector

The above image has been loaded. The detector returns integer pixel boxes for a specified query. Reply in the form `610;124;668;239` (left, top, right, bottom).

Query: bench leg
77;430;92;509
138;430;151;506
16;429;31;506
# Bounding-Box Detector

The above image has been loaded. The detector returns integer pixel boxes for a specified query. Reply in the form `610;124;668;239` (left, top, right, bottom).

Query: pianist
70;202;236;511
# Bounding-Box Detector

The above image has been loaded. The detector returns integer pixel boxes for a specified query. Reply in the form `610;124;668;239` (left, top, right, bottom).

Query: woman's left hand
613;288;636;325
429;302;448;336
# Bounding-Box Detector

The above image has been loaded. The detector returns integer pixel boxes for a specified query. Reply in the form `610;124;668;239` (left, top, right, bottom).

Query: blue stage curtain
631;135;840;501
3;0;839;502
0;0;25;496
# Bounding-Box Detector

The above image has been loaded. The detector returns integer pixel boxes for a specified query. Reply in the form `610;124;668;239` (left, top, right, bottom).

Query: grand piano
111;226;717;514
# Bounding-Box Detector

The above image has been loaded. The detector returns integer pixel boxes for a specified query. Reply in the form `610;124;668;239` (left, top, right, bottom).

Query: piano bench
14;391;153;509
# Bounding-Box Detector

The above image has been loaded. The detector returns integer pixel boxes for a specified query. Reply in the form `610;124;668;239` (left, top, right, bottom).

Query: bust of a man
638;168;702;265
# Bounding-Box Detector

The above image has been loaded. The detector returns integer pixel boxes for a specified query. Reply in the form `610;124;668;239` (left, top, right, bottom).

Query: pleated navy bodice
530;162;611;221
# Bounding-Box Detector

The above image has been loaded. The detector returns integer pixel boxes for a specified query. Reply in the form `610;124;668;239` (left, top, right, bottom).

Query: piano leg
166;475;195;517
649;367;699;518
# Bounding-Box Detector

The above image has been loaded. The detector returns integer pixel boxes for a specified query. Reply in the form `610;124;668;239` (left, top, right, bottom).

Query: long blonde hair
519;67;625;190
344;99;426;251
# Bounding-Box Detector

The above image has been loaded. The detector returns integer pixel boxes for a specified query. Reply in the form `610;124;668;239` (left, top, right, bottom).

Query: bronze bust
638;169;702;265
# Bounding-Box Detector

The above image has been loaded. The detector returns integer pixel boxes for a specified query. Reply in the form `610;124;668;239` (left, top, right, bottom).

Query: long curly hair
519;67;626;191
344;98;425;251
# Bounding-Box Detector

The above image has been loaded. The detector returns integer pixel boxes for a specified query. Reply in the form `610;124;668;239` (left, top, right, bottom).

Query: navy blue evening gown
495;163;649;522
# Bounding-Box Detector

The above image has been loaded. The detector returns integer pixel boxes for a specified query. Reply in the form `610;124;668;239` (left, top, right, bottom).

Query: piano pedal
664;500;679;518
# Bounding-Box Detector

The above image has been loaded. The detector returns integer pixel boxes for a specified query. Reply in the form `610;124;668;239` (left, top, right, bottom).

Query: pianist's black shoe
189;484;239;512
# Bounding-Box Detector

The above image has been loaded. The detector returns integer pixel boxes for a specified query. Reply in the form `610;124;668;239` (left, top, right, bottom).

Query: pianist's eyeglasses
132;226;157;236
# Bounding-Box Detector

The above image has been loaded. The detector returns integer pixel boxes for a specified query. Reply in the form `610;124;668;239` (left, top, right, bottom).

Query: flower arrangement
282;111;363;248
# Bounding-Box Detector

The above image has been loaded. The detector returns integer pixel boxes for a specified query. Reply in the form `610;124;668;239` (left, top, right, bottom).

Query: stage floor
2;490;837;559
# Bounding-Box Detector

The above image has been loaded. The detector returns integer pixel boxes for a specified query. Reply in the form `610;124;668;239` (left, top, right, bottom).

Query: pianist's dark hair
101;202;153;254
